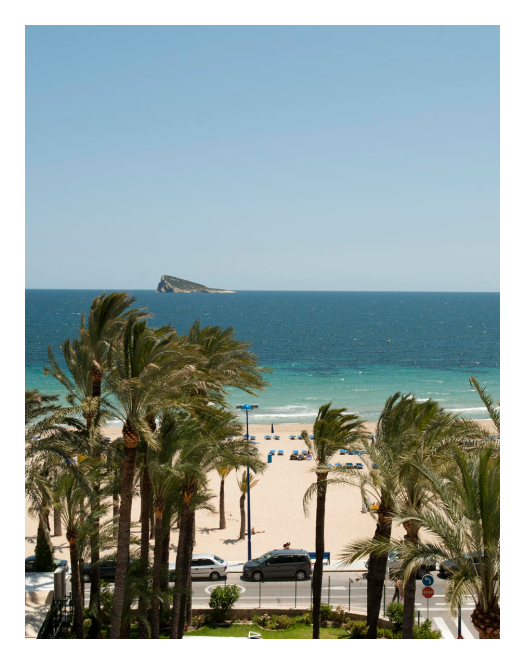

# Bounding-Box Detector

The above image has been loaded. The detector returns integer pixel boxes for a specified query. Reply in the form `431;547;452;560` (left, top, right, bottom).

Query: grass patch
186;623;349;639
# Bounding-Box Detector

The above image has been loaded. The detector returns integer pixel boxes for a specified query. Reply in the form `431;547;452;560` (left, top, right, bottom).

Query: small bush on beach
377;628;394;639
209;584;241;622
386;602;405;632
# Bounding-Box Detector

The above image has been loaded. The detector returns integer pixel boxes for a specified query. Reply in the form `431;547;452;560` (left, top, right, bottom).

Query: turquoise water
26;290;499;423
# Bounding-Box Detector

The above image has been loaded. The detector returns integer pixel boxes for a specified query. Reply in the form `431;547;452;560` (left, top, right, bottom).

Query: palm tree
302;403;365;639
373;445;499;638
168;410;263;639
469;376;500;435
216;464;234;529
54;469;96;639
237;470;259;540
45;291;138;638
105;317;200;638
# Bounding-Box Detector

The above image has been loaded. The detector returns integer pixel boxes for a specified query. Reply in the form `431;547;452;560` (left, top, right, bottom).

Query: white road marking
451;617;475;639
434;616;456;639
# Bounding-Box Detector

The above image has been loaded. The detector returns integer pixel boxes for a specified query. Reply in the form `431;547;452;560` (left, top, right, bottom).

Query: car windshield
214;556;224;564
257;552;273;563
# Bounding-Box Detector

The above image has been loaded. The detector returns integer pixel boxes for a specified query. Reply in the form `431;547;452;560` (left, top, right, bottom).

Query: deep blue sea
26;290;499;423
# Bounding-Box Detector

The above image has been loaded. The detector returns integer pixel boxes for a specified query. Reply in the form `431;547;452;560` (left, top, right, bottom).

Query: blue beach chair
269;450;276;456
273;435;280;440
289;435;296;440
293;450;299;455
264;435;271;440
346;463;354;468
278;450;284;455
335;463;342;468
356;462;364;470
302;450;308;455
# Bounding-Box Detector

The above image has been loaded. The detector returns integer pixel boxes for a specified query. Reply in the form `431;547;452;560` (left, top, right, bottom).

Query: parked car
365;550;399;570
439;552;483;578
82;558;123;583
242;549;311;581
169;554;228;581
389;554;436;579
25;555;69;574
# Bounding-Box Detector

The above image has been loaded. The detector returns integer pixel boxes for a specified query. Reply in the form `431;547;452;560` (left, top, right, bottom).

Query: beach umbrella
271;423;274;433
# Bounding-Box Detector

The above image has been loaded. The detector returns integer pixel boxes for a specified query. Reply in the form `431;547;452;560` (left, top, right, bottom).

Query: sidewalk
227;560;368;574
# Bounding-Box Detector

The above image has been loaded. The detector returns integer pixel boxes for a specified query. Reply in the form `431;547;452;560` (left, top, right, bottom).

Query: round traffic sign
422;587;434;599
422;574;434;586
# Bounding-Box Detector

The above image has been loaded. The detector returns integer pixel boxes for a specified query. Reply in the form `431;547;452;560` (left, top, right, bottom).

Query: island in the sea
156;275;235;293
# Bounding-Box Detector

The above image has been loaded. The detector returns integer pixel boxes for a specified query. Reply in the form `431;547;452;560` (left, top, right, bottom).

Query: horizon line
25;288;501;294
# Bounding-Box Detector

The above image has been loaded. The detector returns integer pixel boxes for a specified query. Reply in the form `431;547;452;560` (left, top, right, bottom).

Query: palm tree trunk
68;533;84;639
472;605;500;639
137;456;151;640
366;511;392;639
193;513;196;547
239;494;246;540
88;491;102;639
219;478;226;529
179;509;195;636
401;526;419;639
87;373;102;638
170;495;191;638
53;503;62;536
312;472;327;639
109;422;139;639
151;501;164;639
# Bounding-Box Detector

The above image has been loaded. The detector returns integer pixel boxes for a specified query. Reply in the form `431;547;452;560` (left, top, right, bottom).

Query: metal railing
191;574;392;614
37;593;73;639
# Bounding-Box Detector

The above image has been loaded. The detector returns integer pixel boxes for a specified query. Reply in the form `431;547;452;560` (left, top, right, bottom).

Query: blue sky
25;26;499;291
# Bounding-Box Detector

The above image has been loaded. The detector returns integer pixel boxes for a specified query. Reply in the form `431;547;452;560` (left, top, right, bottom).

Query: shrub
192;614;207;629
330;605;346;627
253;613;271;628
347;620;368;638
377;628;394;639
271;615;296;630
385;601;404;632
209;584;241;622
298;612;312;625
33;533;54;572
319;603;332;625
413;619;442;639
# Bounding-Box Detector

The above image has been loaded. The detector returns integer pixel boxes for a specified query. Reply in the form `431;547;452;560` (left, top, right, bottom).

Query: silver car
170;554;228;581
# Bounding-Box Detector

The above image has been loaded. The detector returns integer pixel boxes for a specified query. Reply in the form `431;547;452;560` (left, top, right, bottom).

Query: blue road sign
422;574;434;587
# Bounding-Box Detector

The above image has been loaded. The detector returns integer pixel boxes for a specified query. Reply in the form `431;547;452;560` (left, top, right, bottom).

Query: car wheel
210;572;220;581
83;573;91;583
252;571;263;582
295;570;306;581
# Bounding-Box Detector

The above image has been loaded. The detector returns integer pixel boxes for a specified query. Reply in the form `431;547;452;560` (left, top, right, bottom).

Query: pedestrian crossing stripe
451;616;475;639
433;616;476;639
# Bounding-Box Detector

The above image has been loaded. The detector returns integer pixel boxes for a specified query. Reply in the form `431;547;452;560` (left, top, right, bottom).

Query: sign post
422;586;434;621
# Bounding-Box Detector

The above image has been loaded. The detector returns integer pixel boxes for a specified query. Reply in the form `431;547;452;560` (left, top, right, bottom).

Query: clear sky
25;26;499;291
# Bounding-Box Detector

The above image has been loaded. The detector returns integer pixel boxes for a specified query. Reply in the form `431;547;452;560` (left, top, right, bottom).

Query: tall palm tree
237;470;259;540
168;410;263;639
371;445;500;639
216;464;234;529
54;469;96;639
302;403;365;639
45;291;139;638
105;317;200;638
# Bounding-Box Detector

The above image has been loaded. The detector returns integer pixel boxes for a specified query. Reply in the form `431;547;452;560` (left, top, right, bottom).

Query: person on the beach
246;527;265;535
283;542;291;550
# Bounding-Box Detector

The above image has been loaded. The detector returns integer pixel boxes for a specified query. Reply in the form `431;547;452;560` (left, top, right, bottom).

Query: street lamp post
236;404;258;562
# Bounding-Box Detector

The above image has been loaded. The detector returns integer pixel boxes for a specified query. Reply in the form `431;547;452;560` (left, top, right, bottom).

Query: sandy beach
25;420;497;566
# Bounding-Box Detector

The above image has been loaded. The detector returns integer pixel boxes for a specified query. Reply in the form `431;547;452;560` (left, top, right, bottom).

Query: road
77;570;478;638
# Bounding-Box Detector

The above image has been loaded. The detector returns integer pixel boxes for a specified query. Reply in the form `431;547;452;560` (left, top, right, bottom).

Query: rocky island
156;275;235;293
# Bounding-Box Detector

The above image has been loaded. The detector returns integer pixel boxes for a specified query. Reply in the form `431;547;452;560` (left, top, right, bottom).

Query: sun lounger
335;463;342;467
339;449;347;455
278;450;284;455
372;462;379;469
327;463;332;466
273;435;280;440
356;462;364;469
346;463;354;468
297;435;303;440
264;435;271;440
250;436;256;440
349;450;356;455
293;450;299;455
302;450;307;455
309;435;314;439
289;435;296;440
269;450;276;455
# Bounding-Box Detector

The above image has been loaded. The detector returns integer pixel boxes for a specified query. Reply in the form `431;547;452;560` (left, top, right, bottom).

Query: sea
25;290;500;424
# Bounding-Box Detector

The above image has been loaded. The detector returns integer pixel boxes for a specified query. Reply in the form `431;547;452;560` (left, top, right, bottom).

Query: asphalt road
78;570;479;638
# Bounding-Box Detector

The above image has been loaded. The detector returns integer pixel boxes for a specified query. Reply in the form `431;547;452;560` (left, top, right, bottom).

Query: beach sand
25;420;497;566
